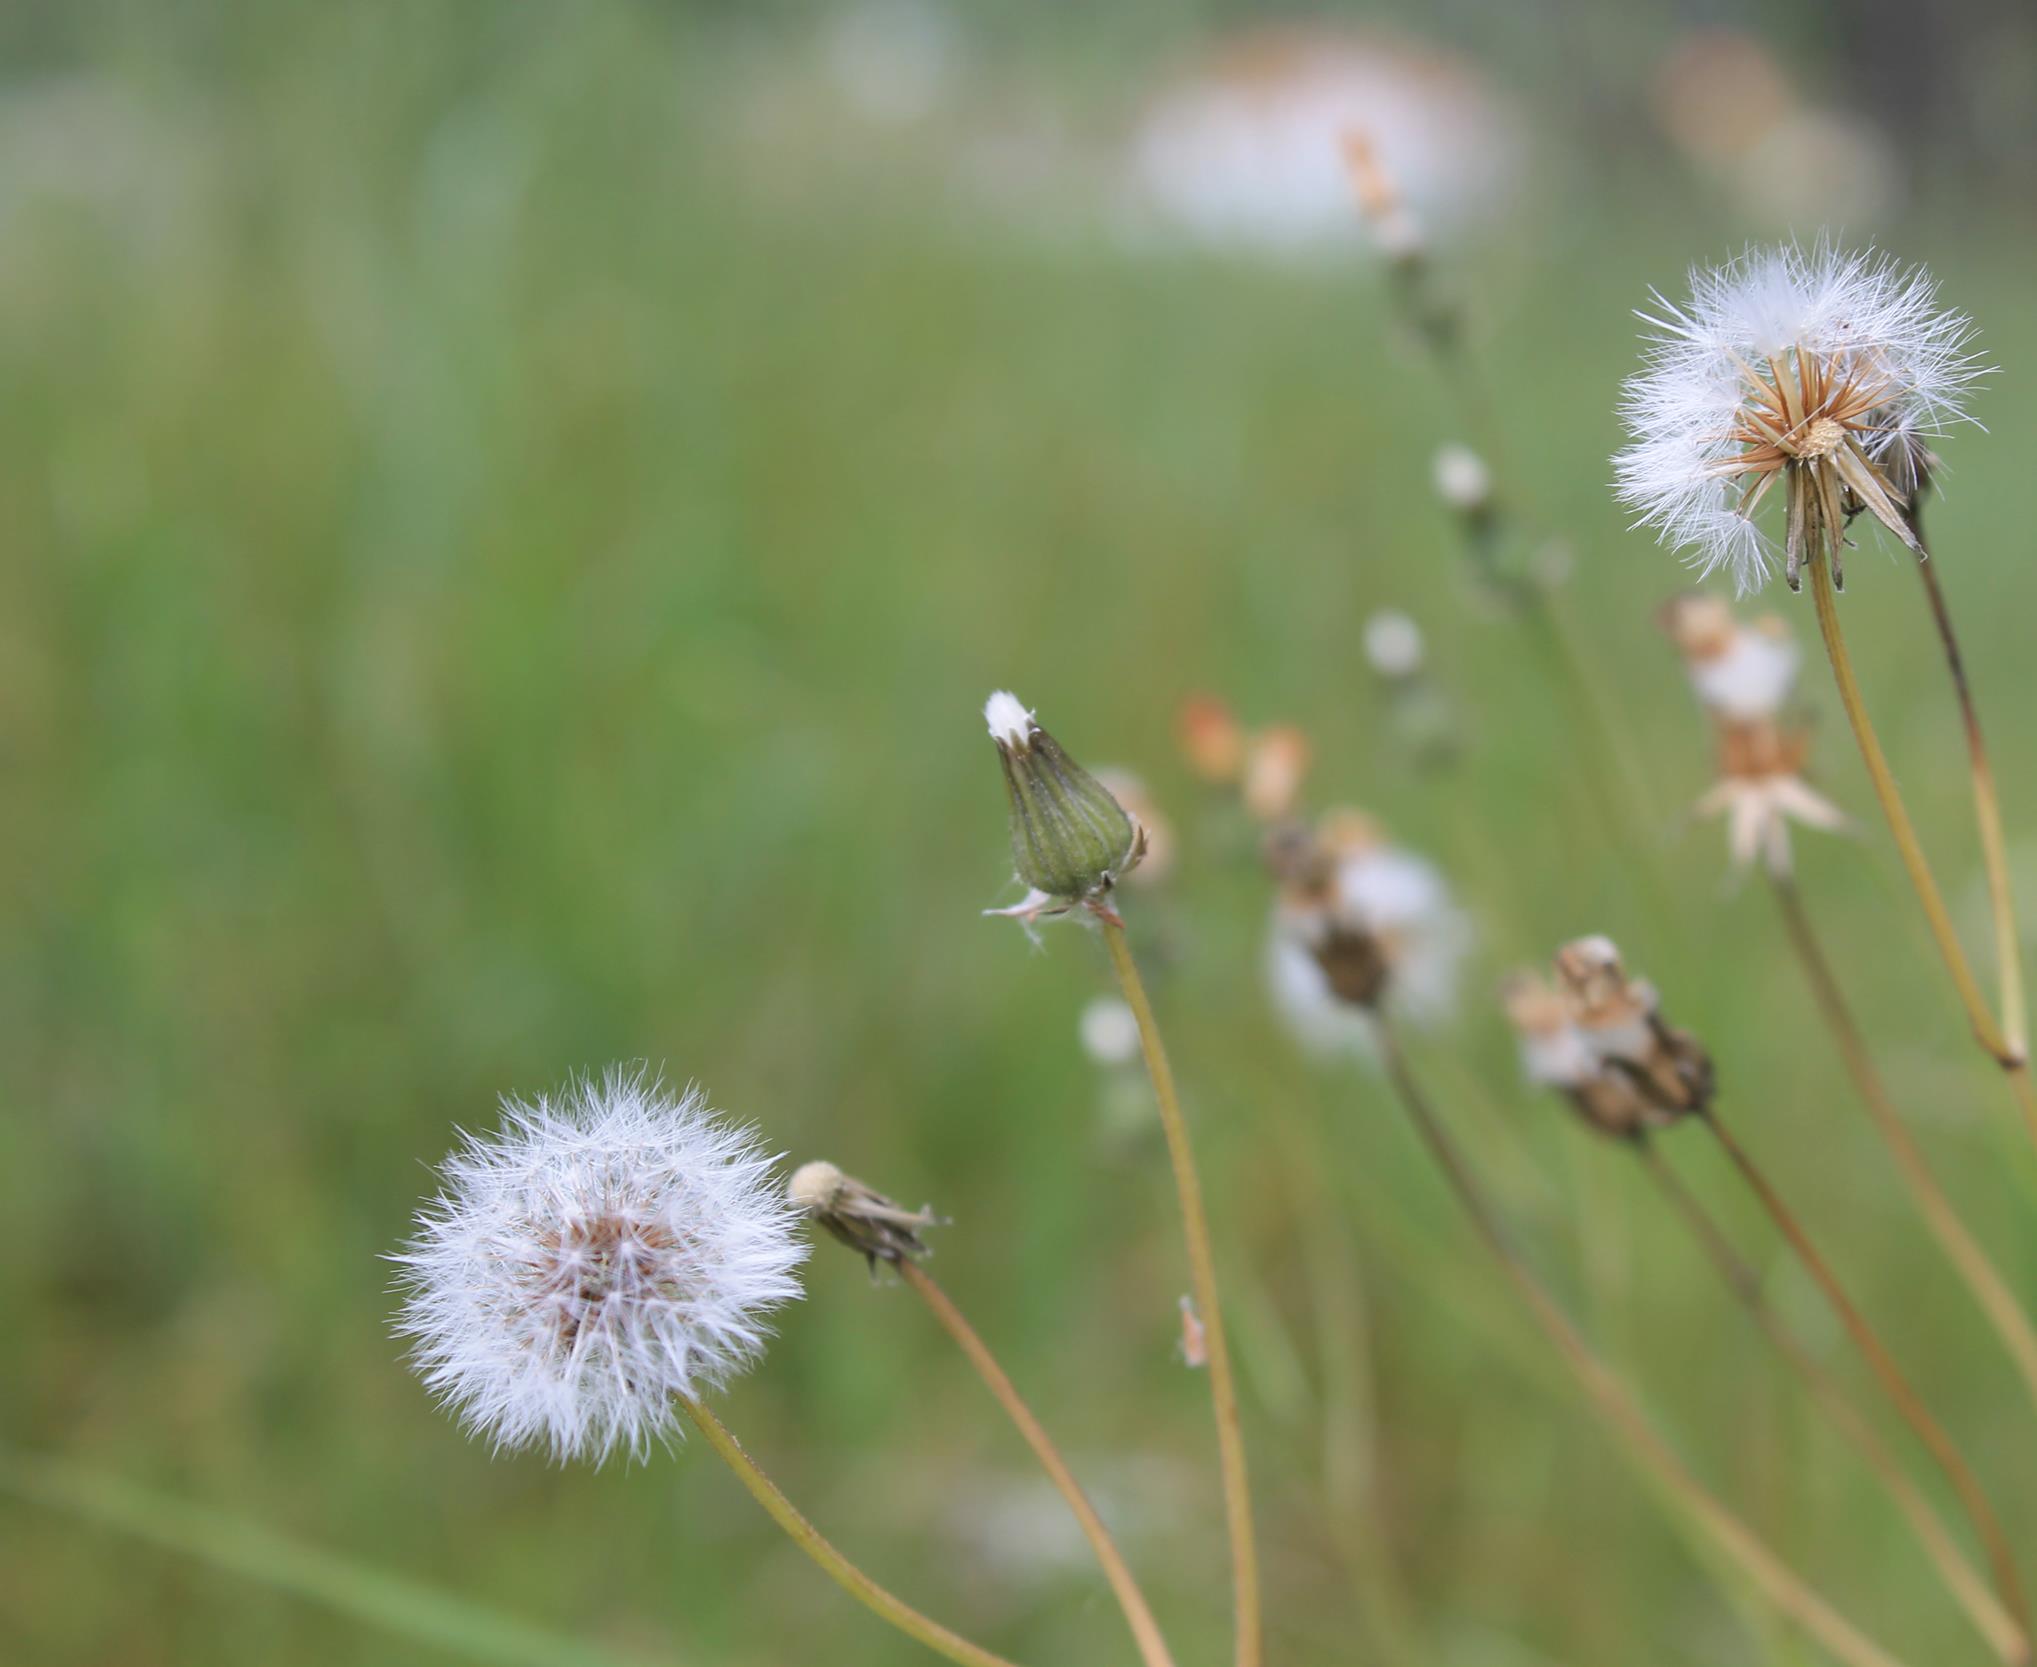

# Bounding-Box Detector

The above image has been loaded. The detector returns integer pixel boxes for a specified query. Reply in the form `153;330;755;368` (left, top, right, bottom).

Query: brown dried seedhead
789;1162;940;1275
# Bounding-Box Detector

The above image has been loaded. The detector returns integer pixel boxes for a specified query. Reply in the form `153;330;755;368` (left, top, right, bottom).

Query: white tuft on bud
984;690;1037;748
394;1072;806;1464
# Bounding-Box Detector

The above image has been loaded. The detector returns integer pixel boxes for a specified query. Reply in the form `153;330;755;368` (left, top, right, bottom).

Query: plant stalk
1635;1142;2025;1664
1910;504;2028;1064
897;1259;1177;1667
1101;917;1263;1667
1371;1024;1913;1667
680;1398;1025;1667
1769;872;2037;1411
1698;1112;2030;1638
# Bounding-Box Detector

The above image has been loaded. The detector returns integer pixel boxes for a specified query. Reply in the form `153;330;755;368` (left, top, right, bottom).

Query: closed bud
984;692;1145;908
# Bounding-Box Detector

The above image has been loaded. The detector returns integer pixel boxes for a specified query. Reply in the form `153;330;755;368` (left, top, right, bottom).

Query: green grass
6;7;2037;1665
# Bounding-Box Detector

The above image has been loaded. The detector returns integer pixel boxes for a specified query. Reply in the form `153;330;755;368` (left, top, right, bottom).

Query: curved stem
1699;1114;2031;1638
1911;509;2027;1063
1807;543;2014;1066
680;1399;1025;1667
1769;873;2037;1413
1635;1143;2026;1664
1100;918;1263;1667
1371;1025;1914;1667
896;1260;1177;1667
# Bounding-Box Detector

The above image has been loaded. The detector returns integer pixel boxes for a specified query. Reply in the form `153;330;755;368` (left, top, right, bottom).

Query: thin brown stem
1769;872;2037;1412
896;1259;1177;1667
1635;1141;2026;1664
680;1399;1025;1667
1911;506;2028;1063
1371;1023;1914;1667
1100;918;1262;1667
1807;543;2017;1068
1699;1113;2031;1637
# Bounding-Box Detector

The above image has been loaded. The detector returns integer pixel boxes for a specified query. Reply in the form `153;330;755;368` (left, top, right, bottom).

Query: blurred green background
7;2;2037;1663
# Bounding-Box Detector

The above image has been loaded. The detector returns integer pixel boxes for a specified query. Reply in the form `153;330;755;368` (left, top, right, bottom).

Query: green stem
1100;917;1263;1667
680;1400;1024;1667
1372;1025;1913;1667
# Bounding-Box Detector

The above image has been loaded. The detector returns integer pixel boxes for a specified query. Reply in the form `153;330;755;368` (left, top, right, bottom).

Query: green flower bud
984;691;1144;905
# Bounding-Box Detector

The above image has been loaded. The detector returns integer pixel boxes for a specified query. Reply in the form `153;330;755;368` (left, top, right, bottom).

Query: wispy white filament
395;1073;806;1463
1614;243;1983;593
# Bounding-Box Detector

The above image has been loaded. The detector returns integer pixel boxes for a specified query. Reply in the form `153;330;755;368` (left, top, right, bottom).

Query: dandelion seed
394;1074;806;1464
1614;243;1984;593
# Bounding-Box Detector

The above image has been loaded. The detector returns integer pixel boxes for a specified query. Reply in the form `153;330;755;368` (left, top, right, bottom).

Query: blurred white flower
1266;815;1472;1062
1430;444;1492;515
395;1074;806;1463
1615;244;1983;594
1124;27;1516;257
1661;595;1800;720
1079;996;1143;1067
1361;609;1425;680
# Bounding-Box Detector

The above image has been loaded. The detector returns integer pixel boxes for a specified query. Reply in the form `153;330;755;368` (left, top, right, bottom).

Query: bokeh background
7;1;2037;1663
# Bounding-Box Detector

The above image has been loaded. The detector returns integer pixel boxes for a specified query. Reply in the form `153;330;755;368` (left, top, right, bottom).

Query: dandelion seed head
1614;243;1984;593
394;1073;806;1464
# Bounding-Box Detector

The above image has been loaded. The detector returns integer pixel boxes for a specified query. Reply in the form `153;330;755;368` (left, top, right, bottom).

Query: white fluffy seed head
394;1073;807;1465
983;691;1037;748
1614;243;1984;593
1078;996;1143;1067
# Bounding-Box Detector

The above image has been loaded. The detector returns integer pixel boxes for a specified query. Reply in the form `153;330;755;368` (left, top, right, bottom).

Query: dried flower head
788;1161;939;1273
984;692;1147;926
395;1074;806;1463
1615;244;1983;593
1663;596;1845;874
1552;936;1715;1118
1501;970;1655;1139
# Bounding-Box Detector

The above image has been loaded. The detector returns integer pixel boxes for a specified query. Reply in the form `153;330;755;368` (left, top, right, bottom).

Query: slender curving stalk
1769;872;2037;1412
1100;917;1263;1667
1807;544;2037;1148
680;1398;1026;1667
1371;1023;1914;1667
1910;502;2028;1064
1634;1143;2026;1664
1698;1113;2031;1639
895;1259;1177;1667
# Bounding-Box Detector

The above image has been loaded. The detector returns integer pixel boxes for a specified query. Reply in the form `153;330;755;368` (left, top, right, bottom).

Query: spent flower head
789;1161;939;1273
1662;595;1846;875
394;1073;805;1463
1615;243;1984;593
